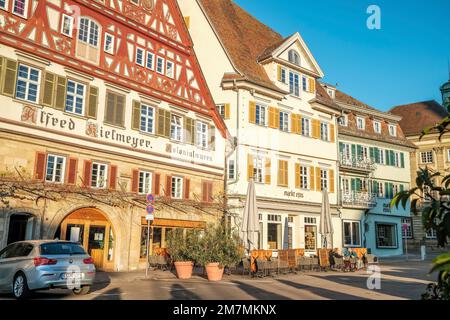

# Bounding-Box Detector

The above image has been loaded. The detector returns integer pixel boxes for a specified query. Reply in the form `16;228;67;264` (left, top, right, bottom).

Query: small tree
392;109;450;300
196;223;241;268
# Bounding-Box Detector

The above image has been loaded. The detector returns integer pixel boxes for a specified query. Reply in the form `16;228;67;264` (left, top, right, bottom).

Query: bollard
420;245;426;261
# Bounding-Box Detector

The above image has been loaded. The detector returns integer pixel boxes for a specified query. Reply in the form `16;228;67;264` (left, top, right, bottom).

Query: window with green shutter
400;153;405;168
2;59;18;97
41;72;56;107
105;91;125;127
87;86;99;119
54;76;67;111
185;118;195;144
157;109;171;138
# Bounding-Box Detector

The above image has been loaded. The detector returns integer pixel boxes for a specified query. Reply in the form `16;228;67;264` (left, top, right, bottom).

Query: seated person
329;248;343;268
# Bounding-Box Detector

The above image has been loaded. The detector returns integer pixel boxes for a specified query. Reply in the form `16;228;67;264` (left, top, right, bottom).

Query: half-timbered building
0;0;228;271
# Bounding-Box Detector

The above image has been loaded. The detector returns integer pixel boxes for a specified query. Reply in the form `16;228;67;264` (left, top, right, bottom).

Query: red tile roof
198;0;285;92
390;100;448;136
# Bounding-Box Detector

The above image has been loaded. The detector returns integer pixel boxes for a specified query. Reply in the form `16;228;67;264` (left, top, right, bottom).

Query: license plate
61;273;84;280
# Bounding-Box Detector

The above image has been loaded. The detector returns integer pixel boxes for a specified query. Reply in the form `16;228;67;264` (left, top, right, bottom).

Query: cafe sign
20;105;215;164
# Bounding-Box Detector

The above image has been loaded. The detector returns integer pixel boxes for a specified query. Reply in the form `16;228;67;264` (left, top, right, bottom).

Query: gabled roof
390;100;448;136
258;32;324;78
197;0;288;93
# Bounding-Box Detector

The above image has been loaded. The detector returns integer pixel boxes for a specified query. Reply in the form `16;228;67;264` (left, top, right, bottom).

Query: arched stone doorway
58;208;115;271
7;212;35;245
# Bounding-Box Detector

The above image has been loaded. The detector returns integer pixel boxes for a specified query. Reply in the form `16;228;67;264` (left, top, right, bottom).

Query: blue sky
235;0;450;111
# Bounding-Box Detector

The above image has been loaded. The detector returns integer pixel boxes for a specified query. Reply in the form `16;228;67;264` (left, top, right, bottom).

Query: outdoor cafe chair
156;255;169;271
267;258;279;277
241;258;251;276
256;259;268;278
311;257;320;271
278;258;289;275
148;255;158;269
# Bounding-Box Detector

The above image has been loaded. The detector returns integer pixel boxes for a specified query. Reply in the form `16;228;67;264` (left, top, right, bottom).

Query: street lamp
441;79;450;110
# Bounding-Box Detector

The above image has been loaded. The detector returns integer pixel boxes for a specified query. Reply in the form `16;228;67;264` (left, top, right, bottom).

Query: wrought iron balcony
339;154;376;172
341;191;377;209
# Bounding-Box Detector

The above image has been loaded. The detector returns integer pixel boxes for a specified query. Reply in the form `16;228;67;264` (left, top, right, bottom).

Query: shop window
376;224;398;248
343;221;361;247
267;223;281;250
305;217;317;252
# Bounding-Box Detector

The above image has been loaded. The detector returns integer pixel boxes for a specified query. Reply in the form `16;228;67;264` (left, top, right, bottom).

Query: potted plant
197;224;241;282
166;229;200;279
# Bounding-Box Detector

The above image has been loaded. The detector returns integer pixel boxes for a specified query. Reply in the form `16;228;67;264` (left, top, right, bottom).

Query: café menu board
318;249;330;267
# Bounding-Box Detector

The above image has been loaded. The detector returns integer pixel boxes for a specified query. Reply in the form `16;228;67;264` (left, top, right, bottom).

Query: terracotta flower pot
205;263;224;281
174;261;194;279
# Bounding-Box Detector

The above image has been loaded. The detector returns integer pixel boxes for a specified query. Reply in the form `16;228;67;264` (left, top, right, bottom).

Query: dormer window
338;114;348;126
389;124;397;137
373;121;381;134
356;117;365;130
288;50;300;66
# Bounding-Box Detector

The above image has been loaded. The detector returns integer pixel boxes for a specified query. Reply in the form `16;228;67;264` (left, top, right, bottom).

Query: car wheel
13;272;31;300
73;285;91;295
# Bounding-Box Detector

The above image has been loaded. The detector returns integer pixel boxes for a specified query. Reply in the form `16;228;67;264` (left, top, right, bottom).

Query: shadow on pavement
231;281;291;300
169;283;201;300
276;278;366;300
93;287;122;300
307;273;425;300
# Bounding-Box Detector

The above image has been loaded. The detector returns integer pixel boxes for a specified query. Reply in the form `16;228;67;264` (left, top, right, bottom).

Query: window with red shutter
153;173;161;196
109;165;118;190
165;175;172;197
131;169;139;193
208;182;213;202
83;160;92;188
184;178;190;199
202;181;214;203
34;152;47;181
66;158;78;185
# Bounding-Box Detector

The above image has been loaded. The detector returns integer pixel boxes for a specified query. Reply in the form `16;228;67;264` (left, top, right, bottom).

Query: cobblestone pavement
0;256;440;300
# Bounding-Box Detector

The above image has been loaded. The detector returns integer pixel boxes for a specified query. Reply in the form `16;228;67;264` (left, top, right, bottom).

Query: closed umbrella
242;179;259;254
319;189;334;249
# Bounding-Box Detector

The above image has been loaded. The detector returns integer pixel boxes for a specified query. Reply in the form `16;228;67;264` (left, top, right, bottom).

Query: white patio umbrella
241;179;259;254
319;188;334;249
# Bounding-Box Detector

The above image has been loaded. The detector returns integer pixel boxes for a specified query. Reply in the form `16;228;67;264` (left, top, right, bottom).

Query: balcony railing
341;191;377;208
339;154;376;172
